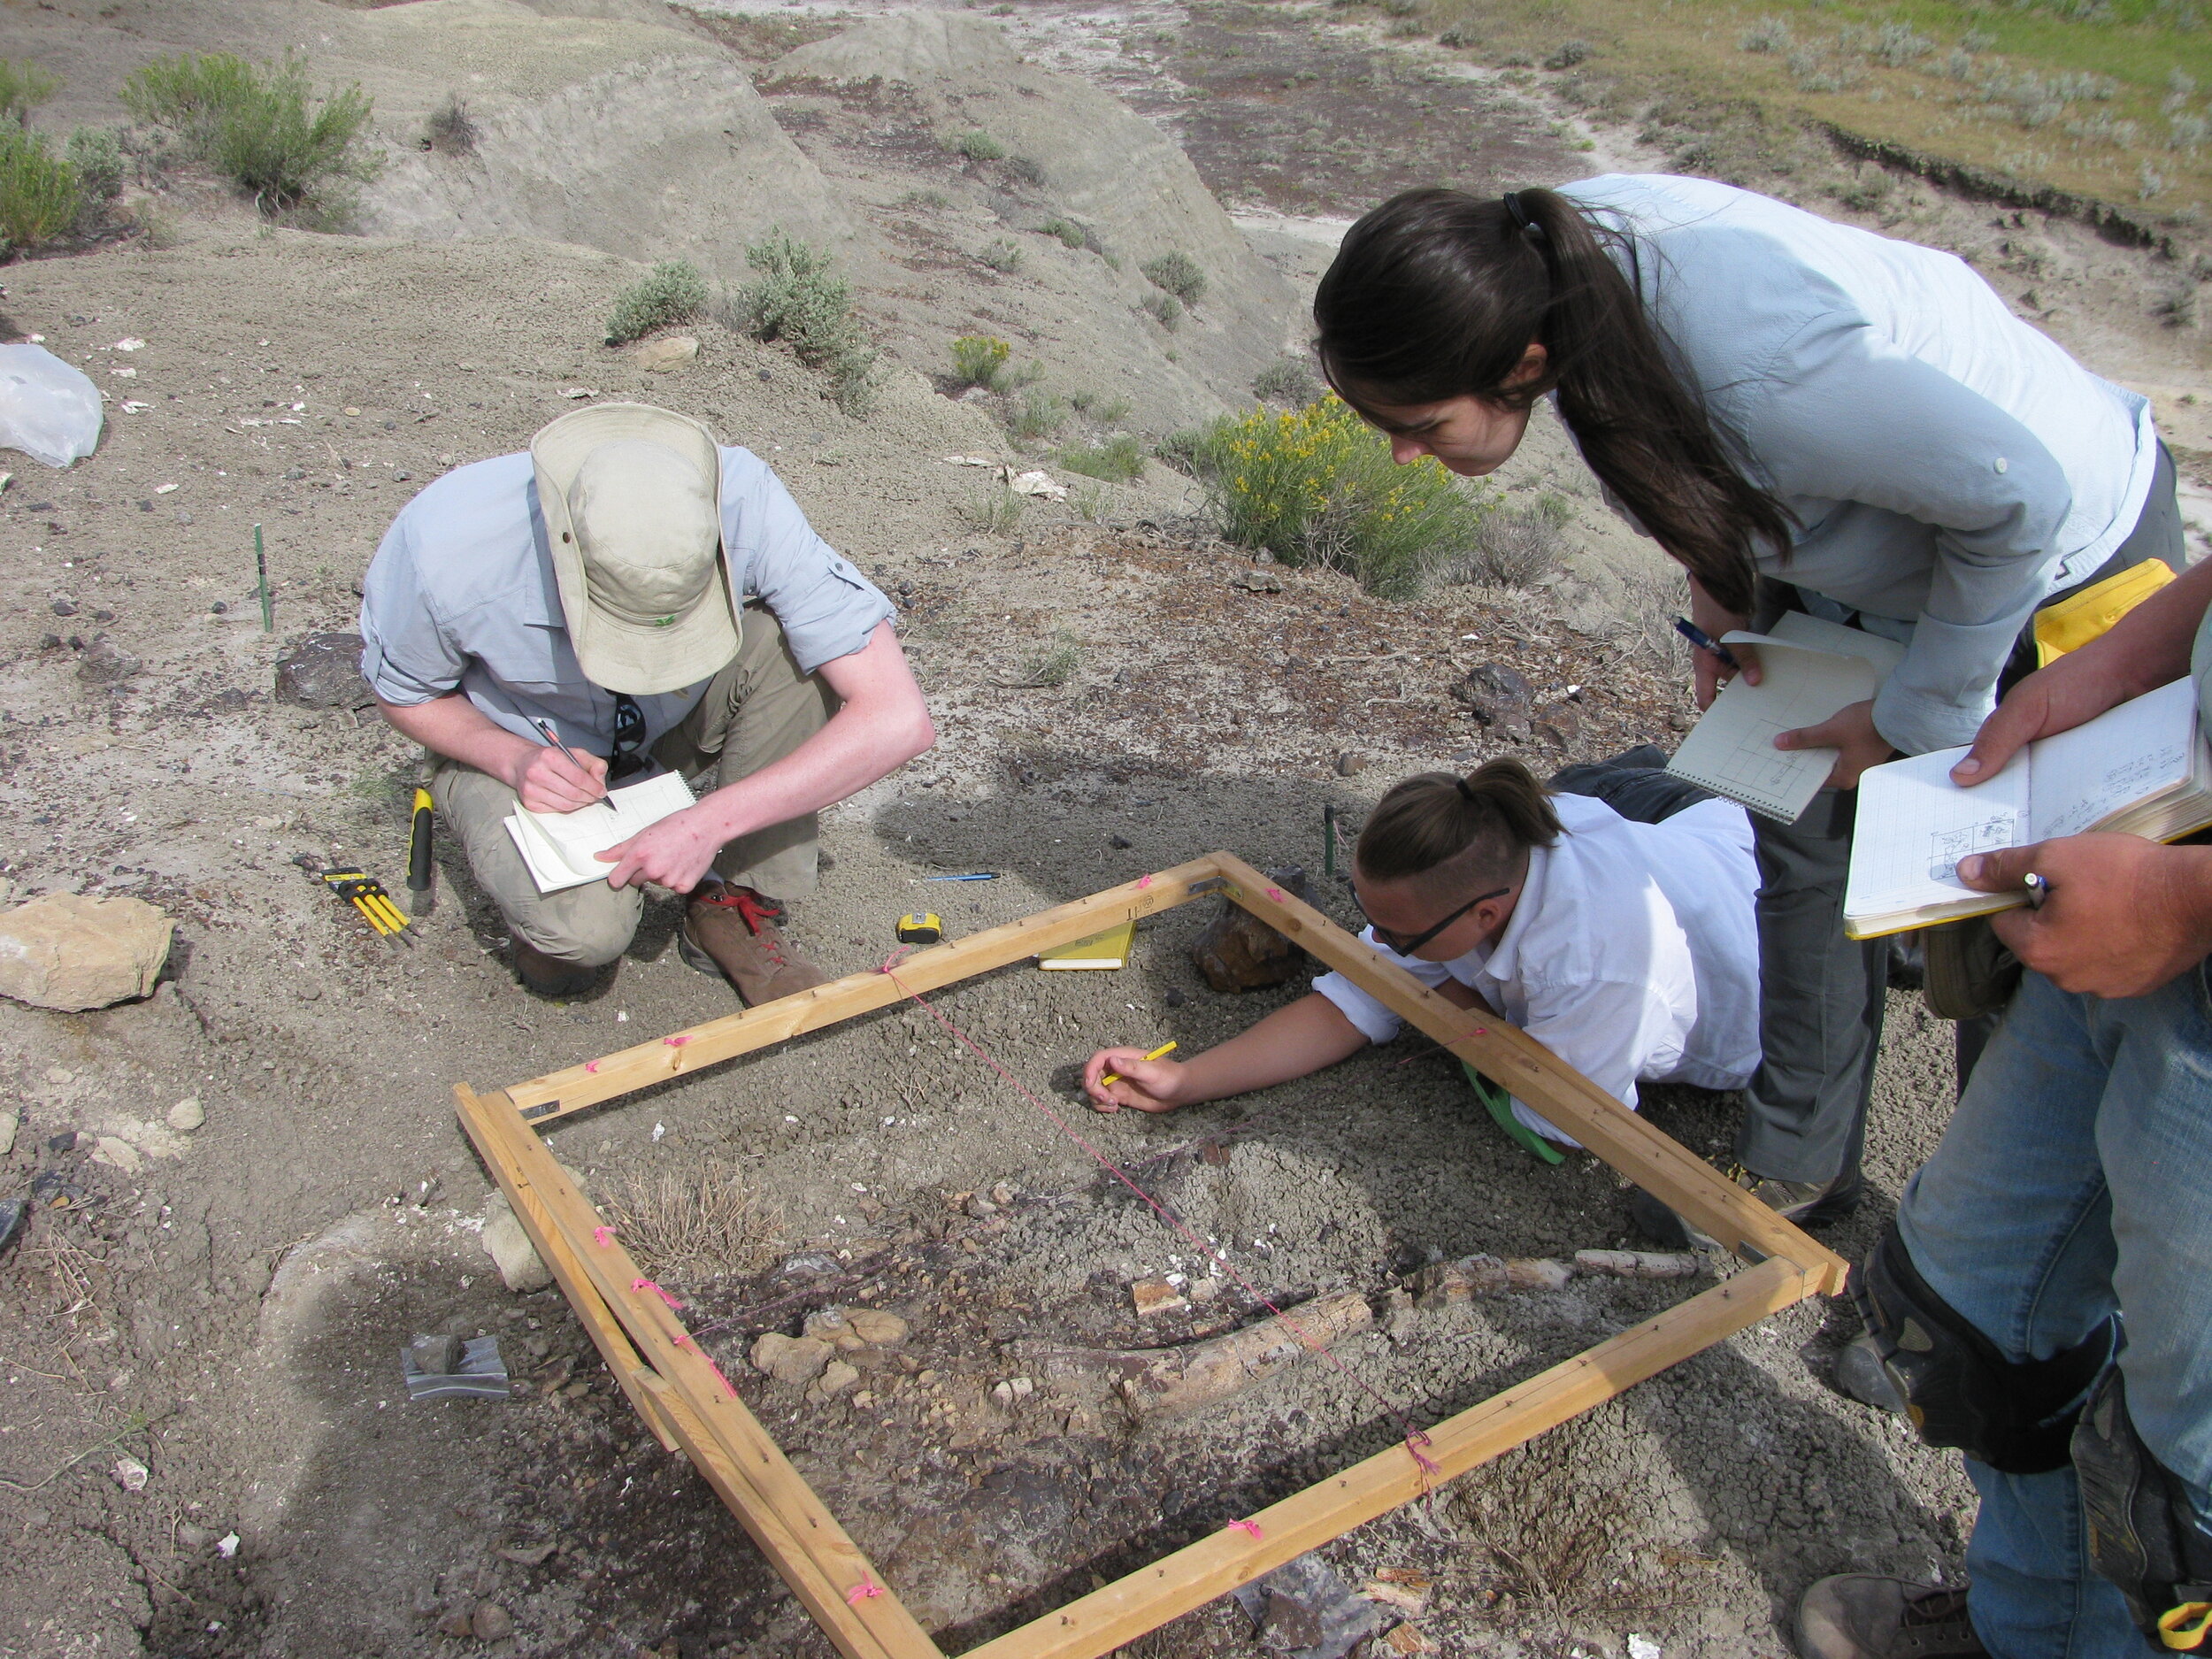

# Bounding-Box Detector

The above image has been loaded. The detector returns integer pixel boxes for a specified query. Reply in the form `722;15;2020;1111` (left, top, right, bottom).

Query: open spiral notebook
1664;611;1907;825
503;771;695;894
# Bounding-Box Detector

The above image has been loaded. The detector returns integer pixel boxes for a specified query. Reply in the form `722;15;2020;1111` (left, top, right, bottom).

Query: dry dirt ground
4;4;2212;1658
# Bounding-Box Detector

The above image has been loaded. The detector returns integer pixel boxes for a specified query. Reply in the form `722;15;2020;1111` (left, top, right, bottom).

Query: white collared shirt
1312;793;1763;1146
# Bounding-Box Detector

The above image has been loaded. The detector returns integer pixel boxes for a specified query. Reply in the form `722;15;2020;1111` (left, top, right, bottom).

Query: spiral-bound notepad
1665;612;1906;824
503;771;695;894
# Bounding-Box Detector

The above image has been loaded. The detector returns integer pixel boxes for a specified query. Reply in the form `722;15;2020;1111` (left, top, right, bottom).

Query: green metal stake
255;525;272;634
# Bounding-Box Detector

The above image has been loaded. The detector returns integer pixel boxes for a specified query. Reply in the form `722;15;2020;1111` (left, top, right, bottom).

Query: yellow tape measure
895;912;943;946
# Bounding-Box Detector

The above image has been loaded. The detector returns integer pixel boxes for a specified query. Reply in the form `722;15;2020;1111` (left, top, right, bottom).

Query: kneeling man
360;402;933;1001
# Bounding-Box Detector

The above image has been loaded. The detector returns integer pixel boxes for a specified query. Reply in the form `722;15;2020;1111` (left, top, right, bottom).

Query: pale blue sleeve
721;450;897;673
1745;319;2073;756
1310;927;1455;1045
357;506;466;705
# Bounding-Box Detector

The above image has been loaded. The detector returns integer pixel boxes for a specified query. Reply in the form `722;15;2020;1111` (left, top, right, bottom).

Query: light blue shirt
358;446;894;752
1562;174;2159;757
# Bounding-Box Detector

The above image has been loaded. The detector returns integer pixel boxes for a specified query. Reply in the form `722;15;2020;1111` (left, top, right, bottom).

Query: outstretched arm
1083;993;1371;1113
596;622;934;891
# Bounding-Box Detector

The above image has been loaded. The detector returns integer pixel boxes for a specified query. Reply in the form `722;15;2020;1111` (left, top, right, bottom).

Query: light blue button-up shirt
358;445;894;753
1562;174;2159;757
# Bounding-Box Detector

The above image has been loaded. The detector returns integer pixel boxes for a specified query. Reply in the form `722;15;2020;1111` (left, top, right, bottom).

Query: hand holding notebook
503;771;697;894
1843;678;2212;938
1664;611;1907;824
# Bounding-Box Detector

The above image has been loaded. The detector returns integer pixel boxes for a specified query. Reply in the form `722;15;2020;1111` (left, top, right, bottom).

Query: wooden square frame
455;853;1849;1659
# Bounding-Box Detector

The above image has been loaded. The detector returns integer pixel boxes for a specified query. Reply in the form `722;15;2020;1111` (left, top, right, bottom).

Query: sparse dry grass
601;1160;782;1286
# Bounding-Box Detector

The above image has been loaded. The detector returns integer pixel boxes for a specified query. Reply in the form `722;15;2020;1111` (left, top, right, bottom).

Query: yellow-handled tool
405;787;435;917
1100;1041;1178;1088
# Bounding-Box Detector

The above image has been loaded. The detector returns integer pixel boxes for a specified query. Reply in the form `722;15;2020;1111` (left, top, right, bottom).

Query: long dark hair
1357;758;1563;894
1313;186;1792;615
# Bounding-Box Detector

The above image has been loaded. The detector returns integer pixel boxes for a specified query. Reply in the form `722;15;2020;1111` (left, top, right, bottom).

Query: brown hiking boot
680;884;828;1006
1796;1576;1986;1658
513;938;600;1000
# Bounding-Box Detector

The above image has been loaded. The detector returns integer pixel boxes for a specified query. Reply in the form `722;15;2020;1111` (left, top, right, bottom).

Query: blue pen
920;872;999;883
1673;616;1743;673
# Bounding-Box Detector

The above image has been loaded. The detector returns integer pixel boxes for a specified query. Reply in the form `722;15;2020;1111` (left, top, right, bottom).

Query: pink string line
876;953;1438;1476
847;1576;885;1605
632;1277;685;1311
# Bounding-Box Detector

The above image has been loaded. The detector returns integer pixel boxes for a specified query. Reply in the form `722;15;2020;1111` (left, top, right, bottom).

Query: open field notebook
1844;678;2212;938
1666;612;1907;824
503;771;695;895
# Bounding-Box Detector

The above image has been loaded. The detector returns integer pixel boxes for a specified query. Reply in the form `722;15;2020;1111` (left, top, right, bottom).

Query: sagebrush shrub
728;231;879;417
951;129;1005;161
1057;433;1146;482
0;59;59;126
0;122;81;253
1253;354;1322;406
122;52;376;221
1188;396;1492;597
1141;250;1205;305
605;259;709;345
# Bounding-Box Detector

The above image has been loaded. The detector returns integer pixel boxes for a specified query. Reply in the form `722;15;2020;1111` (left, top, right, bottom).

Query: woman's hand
1686;575;1757;710
1082;1048;1189;1114
1773;697;1896;791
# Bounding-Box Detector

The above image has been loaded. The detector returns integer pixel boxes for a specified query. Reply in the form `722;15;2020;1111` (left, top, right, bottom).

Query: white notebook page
2028;677;2198;842
504;770;695;893
1666;638;1883;821
1846;744;2029;921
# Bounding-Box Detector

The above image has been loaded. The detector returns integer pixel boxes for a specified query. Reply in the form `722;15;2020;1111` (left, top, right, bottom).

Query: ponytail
1356;758;1563;892
1312;186;1793;616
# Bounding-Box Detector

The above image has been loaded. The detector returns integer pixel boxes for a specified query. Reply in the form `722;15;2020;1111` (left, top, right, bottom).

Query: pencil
1100;1041;1179;1088
531;718;617;811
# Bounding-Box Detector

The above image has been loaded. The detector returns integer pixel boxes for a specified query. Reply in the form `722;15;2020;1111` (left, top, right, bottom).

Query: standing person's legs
1733;786;1886;1202
430;760;642;991
1823;966;2212;1658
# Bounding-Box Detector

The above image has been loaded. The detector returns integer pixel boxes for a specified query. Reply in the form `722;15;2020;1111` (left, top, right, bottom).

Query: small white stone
1994;457;2009;472
167;1097;205;1133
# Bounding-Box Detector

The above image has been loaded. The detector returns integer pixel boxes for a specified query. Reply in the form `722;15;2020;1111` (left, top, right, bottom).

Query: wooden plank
456;1086;944;1659
495;856;1225;1125
1210;855;1850;1290
961;1256;1813;1659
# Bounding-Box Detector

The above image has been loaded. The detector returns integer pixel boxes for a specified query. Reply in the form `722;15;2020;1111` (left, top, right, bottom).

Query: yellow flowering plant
1189;396;1492;597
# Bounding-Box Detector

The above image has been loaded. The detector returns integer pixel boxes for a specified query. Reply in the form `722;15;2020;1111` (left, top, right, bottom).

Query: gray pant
432;607;839;968
1737;443;2185;1187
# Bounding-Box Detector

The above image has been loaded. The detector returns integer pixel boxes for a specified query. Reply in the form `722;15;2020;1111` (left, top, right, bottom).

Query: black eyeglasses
606;691;649;783
1356;883;1509;956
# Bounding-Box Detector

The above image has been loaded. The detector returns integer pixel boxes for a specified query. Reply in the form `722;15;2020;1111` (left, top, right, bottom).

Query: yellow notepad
1038;918;1134;970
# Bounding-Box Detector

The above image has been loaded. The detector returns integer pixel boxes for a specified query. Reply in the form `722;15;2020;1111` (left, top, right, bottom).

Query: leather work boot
1632;1164;1862;1252
513;938;600;1000
1795;1576;1987;1658
680;883;829;1006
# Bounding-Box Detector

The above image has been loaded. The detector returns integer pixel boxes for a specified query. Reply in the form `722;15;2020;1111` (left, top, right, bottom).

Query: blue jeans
1895;964;2212;1657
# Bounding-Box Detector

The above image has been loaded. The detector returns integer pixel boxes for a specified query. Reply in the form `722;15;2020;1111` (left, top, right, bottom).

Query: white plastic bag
0;343;104;467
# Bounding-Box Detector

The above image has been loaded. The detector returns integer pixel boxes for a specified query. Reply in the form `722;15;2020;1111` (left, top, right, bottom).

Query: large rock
274;633;373;709
480;1193;553;1293
0;894;173;1011
1189;864;1315;994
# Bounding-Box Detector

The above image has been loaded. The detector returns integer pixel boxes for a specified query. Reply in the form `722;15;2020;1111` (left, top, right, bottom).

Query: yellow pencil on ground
1100;1041;1178;1088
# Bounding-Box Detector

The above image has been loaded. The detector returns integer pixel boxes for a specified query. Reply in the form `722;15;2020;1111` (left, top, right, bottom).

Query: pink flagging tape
592;1225;615;1248
585;1060;602;1074
664;1034;691;1048
632;1277;685;1311
874;961;1437;1463
1266;887;1285;902
846;1577;885;1606
1227;1519;1263;1540
1137;873;1154;888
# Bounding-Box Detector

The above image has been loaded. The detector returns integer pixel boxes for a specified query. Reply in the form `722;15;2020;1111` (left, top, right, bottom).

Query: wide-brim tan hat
530;402;739;695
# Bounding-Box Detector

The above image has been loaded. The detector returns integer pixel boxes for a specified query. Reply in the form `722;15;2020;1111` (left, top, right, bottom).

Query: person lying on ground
1801;550;2212;1659
358;401;933;1003
1081;752;1760;1158
1311;174;2180;1237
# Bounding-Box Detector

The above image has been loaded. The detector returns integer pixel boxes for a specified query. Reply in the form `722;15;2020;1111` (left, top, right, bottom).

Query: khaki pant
433;608;839;967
